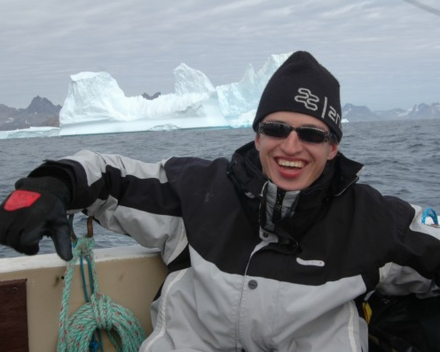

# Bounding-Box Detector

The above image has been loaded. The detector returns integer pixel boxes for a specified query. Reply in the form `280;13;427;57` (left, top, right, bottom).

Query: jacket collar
227;141;266;198
227;141;364;200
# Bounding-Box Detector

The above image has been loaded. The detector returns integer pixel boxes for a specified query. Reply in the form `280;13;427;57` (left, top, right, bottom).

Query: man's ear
254;134;261;151
327;143;338;160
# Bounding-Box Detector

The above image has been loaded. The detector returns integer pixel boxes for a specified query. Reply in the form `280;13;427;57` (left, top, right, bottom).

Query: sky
1;0;439;111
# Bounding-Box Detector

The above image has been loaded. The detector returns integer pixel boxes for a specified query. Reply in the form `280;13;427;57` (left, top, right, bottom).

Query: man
1;51;440;351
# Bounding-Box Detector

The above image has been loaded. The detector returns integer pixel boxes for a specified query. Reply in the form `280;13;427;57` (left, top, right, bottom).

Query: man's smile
276;158;306;169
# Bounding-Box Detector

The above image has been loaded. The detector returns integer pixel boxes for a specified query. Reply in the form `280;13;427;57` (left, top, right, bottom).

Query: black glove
0;176;73;260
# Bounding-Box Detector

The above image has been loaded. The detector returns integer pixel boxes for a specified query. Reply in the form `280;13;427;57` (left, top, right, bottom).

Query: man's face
255;111;338;191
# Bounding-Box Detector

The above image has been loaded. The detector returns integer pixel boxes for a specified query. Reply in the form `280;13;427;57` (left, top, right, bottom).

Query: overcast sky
1;0;439;111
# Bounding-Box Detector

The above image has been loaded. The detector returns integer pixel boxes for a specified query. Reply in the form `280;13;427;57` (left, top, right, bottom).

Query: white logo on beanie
328;105;341;127
294;87;341;127
294;88;319;111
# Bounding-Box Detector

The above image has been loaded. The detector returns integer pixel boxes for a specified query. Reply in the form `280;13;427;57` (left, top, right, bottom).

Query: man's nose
280;131;304;154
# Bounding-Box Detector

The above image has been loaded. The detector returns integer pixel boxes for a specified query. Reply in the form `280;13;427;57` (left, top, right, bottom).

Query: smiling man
2;51;440;352
255;111;338;191
253;51;341;192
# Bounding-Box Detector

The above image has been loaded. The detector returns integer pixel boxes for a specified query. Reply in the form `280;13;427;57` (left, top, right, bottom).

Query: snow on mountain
406;103;440;119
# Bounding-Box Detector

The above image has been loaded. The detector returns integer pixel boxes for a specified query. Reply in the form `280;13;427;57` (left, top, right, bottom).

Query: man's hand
0;176;73;260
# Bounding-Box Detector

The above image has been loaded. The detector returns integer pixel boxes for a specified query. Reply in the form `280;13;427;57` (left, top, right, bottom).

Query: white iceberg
58;53;293;136
1;53;297;139
0;126;60;139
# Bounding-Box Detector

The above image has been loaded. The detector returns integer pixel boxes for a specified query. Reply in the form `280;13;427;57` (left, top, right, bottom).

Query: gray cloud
1;0;439;110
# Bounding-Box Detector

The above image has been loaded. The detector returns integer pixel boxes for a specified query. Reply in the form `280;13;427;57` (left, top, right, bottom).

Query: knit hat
253;51;342;142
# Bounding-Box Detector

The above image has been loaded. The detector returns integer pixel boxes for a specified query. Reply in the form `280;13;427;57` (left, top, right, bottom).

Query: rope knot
72;236;95;257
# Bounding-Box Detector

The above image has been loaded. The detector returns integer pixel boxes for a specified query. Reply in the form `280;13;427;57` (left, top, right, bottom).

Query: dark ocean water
1;119;439;258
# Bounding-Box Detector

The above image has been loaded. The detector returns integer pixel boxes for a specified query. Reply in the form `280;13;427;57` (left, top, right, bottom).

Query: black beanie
253;51;342;142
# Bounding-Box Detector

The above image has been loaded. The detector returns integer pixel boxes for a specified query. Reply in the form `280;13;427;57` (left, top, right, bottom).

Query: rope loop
90;293;114;331
58;217;147;351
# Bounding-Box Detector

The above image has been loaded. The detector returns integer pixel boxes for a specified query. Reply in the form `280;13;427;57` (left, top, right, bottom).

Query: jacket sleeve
30;150;187;264
376;201;440;298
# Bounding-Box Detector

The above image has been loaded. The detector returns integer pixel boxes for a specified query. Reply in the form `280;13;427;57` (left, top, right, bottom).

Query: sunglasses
258;121;332;144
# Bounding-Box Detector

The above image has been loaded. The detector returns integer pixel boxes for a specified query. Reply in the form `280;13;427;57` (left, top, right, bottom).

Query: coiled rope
57;217;147;352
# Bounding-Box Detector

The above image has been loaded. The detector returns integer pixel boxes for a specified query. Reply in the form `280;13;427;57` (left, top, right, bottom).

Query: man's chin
271;178;304;192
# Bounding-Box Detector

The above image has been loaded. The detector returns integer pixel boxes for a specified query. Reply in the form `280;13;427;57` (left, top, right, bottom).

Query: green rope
57;235;147;352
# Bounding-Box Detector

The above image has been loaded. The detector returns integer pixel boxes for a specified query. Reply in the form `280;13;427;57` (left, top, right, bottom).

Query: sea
1;119;439;258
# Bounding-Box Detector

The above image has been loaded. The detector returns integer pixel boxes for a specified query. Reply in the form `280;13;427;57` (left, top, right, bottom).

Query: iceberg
58;53;292;136
0;53;295;139
0;126;60;139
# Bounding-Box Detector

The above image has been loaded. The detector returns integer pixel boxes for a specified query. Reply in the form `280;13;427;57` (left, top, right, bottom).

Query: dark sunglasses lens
261;123;291;138
297;128;327;143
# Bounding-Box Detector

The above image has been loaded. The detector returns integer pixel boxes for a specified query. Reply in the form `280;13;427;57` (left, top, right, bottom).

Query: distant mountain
0;104;17;119
343;102;440;122
342;104;378;122
0;96;61;131
374;108;410;120
142;92;161;100
25;96;61;116
405;103;440;119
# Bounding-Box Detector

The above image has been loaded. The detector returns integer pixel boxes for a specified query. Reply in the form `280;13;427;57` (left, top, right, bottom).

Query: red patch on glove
4;190;41;211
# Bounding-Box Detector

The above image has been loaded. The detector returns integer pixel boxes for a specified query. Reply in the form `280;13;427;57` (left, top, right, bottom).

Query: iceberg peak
174;63;215;96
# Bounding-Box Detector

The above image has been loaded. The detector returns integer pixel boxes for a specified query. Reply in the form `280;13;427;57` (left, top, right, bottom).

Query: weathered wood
0;279;29;352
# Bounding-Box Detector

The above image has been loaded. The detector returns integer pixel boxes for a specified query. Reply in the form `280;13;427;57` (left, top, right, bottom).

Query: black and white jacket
32;141;440;352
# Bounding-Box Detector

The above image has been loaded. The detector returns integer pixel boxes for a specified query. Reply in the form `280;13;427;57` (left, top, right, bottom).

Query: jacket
31;141;440;352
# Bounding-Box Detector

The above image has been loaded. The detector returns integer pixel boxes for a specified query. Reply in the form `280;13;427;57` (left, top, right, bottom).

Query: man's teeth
278;160;304;168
